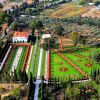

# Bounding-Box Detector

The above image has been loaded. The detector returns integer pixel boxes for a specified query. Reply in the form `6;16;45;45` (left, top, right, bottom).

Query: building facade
12;32;29;43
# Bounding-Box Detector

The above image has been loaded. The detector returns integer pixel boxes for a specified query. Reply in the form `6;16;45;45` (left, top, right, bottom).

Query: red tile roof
13;32;29;37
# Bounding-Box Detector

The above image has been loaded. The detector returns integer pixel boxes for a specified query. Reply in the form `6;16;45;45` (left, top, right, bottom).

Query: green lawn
6;46;19;74
32;45;40;78
27;46;34;78
41;49;46;77
16;47;27;80
51;52;82;80
51;47;100;80
63;47;100;76
5;46;27;80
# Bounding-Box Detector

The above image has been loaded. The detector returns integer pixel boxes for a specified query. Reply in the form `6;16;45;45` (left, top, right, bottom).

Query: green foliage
93;0;100;6
10;21;18;31
53;24;64;36
64;16;100;27
91;50;100;63
79;0;87;5
29;20;43;35
25;8;31;15
0;3;3;8
10;86;22;99
70;32;81;46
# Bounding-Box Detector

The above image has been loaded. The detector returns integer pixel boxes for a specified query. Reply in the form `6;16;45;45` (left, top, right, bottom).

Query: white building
12;31;29;43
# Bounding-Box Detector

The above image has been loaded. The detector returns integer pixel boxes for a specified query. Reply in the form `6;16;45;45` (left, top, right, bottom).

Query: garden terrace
50;46;100;81
50;51;83;81
1;43;31;81
32;45;40;78
40;49;46;77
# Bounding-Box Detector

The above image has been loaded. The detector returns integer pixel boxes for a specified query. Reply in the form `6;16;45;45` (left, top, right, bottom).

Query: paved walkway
34;48;43;100
37;48;43;79
34;80;41;100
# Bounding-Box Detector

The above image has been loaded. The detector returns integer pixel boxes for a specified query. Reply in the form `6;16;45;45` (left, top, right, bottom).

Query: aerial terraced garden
50;47;100;80
2;44;31;81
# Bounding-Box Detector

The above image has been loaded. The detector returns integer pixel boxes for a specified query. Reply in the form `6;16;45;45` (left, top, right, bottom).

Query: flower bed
5;46;18;74
50;52;82;80
59;67;68;72
84;63;92;68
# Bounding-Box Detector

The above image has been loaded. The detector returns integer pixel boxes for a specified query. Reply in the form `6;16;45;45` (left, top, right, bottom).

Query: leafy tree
36;20;43;30
11;21;18;31
70;32;81;46
53;24;64;36
29;20;37;36
79;0;87;5
91;51;100;63
5;16;11;26
0;11;6;21
25;8;31;15
42;38;51;50
0;3;3;8
65;85;72;99
93;0;100;6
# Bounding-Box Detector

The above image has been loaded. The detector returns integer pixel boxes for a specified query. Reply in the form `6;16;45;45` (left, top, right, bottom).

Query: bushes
64;16;100;27
42;18;100;37
6;47;18;74
16;47;27;80
91;50;100;63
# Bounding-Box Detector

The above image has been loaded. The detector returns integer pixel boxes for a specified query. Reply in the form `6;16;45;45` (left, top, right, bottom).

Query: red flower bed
84;63;92;68
77;60;82;62
58;62;63;65
59;67;68;72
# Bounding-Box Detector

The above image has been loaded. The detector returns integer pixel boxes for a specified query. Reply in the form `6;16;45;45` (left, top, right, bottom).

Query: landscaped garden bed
50;46;100;81
50;51;83;81
1;44;32;81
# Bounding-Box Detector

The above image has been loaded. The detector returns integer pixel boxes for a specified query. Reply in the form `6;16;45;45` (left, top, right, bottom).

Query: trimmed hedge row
6;47;18;74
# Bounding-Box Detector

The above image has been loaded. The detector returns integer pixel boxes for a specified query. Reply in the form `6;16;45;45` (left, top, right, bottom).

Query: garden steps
55;50;90;80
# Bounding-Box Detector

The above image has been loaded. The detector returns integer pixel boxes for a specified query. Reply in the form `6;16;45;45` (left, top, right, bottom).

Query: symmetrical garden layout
0;42;100;81
1;43;32;80
50;47;100;80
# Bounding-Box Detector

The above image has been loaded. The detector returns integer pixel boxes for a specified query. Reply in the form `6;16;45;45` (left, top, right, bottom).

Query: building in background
12;31;29;43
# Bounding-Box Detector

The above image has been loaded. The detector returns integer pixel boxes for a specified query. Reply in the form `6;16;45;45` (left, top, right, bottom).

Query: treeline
63;16;100;27
43;18;100;35
0;11;12;26
92;69;100;84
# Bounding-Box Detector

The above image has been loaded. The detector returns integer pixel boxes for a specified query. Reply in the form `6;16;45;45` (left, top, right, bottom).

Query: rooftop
13;31;29;37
